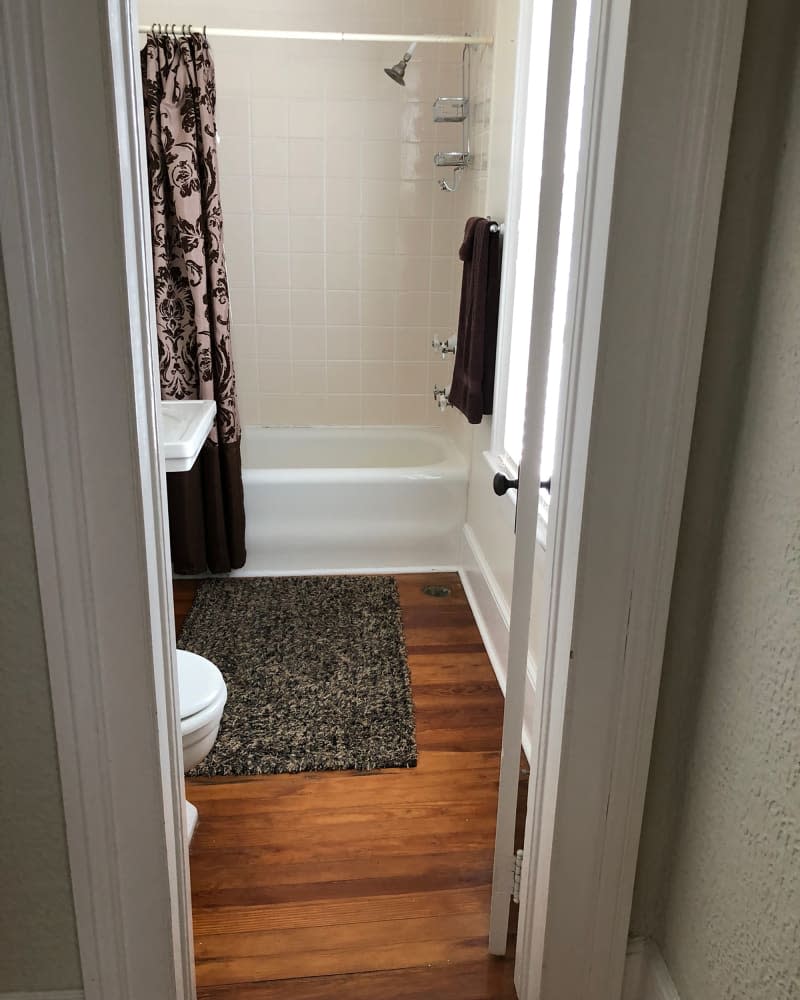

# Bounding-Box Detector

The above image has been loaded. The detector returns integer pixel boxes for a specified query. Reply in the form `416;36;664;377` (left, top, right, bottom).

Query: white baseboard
459;524;536;760
0;992;84;1000
623;938;680;1000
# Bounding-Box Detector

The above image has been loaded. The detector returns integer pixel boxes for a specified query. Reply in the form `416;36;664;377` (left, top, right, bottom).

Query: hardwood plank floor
175;573;523;998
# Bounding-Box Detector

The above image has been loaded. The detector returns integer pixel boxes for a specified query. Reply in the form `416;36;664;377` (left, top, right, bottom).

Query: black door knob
493;472;519;496
493;472;552;496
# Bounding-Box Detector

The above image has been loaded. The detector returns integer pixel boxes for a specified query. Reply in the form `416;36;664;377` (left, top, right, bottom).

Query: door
489;0;597;956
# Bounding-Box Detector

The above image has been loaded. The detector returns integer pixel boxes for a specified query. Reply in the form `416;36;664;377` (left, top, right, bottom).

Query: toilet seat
177;649;226;721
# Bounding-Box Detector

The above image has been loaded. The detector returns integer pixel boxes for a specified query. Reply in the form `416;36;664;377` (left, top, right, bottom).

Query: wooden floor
174;573;523;999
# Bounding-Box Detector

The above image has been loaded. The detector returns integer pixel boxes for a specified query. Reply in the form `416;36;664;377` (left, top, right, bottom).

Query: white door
489;0;601;955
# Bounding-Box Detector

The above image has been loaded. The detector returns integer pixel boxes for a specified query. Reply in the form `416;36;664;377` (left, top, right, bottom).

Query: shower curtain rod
139;26;493;45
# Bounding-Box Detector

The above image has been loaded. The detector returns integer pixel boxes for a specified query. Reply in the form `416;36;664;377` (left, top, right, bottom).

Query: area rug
179;575;416;775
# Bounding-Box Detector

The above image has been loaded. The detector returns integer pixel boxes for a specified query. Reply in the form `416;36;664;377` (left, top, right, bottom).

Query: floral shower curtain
141;31;246;574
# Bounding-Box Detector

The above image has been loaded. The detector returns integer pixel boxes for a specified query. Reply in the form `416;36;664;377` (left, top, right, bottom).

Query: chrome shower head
384;42;417;86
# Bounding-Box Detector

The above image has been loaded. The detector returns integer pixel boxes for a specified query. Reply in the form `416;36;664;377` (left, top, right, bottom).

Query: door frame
0;2;745;1000
512;0;747;996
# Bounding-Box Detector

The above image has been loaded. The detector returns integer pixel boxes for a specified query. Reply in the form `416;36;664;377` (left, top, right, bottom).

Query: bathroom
138;0;553;992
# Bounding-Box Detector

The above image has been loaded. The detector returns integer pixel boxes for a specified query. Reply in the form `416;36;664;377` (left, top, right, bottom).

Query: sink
160;400;217;473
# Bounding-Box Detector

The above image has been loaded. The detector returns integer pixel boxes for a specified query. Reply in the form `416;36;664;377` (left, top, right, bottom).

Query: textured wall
630;5;800;998
0;251;82;988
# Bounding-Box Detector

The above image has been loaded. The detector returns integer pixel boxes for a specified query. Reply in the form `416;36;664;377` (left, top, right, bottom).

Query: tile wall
139;0;501;428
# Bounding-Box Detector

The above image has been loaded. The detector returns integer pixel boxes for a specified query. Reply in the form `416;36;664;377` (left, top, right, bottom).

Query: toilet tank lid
176;649;225;719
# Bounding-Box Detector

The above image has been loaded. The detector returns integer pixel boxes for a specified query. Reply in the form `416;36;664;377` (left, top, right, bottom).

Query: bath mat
179;575;416;775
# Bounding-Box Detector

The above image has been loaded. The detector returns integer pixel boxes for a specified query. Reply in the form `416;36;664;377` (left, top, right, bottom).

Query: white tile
230;288;256;325
399;101;433;143
325;100;363;139
238;392;261;426
361;100;402;140
292;362;327;395
255;253;291;289
252;176;288;214
361;290;396;327
289;176;324;215
361;179;398;217
289;100;324;138
432;219;462;256
361;254;399;291
252;98;288;137
289;139;324;178
327;254;360;290
429;256;455;293
325;178;361;217
361;140;400;179
292;396;329;425
361;218;397;254
231;324;257;359
292;289;325;324
251;57;291;98
254;214;290;252
219;135;251;176
397;291;430;326
290;253;324;289
430;290;457;327
291;326;326;361
392;395;429;425
221;177;252;214
260;394;295;426
252;138;288;176
398;179;432;219
327;361;361;395
362;361;394;394
236;362;259;396
216;97;250;137
326;290;360;325
289;216;324;253
393;362;429;395
326;395;362;425
394;328;430;362
362;327;395;361
256;326;293;360
327;325;361;360
258;359;293;395
399;255;431;292
397;218;432;255
326;216;359;253
362;395;394;424
255;289;292;325
326;139;362;179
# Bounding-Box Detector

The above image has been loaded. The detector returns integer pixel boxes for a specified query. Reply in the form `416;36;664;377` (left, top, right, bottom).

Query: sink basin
160;400;217;473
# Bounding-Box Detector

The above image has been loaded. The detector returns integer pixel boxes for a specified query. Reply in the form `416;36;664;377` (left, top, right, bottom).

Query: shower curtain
141;31;246;574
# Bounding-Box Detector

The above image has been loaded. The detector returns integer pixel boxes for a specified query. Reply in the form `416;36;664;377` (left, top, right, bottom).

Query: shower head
384;41;417;86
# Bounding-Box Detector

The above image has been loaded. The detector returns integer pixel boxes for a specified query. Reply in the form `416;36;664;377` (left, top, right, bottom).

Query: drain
422;584;451;598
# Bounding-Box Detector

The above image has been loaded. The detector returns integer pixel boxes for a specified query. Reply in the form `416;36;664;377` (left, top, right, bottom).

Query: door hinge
512;849;524;903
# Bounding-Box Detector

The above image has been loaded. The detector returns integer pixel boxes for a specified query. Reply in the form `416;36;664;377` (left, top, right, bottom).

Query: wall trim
0;992;84;1000
623;939;681;1000
459;524;536;760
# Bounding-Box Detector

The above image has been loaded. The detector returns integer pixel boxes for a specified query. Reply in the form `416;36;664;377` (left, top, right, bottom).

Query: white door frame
513;0;747;996
0;1;745;999
0;2;194;997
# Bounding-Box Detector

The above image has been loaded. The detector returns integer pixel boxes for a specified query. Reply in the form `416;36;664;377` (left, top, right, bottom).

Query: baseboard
0;991;84;1000
623;938;680;1000
459;524;536;760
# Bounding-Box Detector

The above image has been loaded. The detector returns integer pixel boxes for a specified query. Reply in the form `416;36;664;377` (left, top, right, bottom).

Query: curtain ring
203;25;208;40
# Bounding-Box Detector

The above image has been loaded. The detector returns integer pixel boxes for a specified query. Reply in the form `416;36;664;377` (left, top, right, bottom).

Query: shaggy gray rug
179;575;416;775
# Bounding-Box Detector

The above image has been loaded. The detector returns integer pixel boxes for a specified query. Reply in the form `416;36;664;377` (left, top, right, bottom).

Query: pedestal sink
160;400;217;472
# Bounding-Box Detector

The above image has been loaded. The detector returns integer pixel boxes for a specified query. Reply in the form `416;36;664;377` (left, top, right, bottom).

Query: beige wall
0;251;82;990
631;5;800;998
140;0;481;428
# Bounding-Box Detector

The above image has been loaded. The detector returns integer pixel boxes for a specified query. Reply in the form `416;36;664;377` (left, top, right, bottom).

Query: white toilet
176;649;227;841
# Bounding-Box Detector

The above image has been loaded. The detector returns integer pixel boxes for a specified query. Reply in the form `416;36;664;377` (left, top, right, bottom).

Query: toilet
176;649;227;841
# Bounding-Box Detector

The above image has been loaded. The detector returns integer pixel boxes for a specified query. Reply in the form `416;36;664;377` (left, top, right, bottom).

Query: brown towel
448;217;502;424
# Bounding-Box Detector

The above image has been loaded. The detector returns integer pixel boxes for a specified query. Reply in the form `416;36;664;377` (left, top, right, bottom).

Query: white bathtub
237;426;468;574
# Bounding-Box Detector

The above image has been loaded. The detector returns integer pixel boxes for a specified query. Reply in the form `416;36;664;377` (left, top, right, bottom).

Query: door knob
493;473;518;496
493;472;552;496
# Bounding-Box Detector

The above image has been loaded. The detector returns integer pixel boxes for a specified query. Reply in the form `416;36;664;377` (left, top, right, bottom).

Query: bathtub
237;426;468;574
